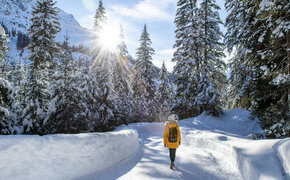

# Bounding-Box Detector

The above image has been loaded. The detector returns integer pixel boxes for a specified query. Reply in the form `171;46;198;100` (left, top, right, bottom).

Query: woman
163;114;181;169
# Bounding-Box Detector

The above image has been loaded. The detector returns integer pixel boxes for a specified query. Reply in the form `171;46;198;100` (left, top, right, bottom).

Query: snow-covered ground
0;108;289;180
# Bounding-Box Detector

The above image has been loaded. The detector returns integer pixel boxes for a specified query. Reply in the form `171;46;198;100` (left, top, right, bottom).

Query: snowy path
1;109;288;180
79;126;242;180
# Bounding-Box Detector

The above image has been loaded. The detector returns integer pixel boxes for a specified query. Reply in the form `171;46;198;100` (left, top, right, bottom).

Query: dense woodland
0;0;289;138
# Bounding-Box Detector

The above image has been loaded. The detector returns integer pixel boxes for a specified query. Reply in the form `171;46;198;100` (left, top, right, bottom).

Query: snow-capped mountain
0;0;92;45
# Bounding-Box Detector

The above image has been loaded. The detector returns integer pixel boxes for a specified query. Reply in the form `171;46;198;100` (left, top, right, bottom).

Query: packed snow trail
79;123;242;180
1;109;289;180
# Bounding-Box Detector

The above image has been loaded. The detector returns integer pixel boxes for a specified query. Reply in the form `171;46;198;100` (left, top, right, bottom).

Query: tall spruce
248;0;289;138
0;27;19;134
0;26;9;79
90;1;118;131
157;62;171;121
23;0;61;135
225;0;289;137
46;33;80;133
172;0;203;118
94;0;106;31
197;0;226;116
225;0;253;110
112;26;135;124
172;0;225;118
132;24;157;121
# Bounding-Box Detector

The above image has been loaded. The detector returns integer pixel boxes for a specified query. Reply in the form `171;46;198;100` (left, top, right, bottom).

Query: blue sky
56;0;228;72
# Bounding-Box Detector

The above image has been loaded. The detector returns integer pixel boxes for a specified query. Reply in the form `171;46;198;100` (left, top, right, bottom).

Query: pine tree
132;24;157;121
157;62;171;121
225;0;253;110
248;0;289;138
172;0;202;118
94;0;106;31
46;33;81;133
112;26;135;124
91;2;119;130
23;0;61;135
172;0;225;117
0;27;19;134
0;26;10;79
112;55;135;125
197;0;226;116
225;0;289;137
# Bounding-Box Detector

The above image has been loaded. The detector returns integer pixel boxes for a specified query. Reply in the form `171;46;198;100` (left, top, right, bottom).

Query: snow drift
0;108;289;180
0;129;139;180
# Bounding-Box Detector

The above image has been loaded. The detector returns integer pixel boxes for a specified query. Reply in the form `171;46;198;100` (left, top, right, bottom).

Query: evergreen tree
94;0;106;31
118;25;129;57
225;0;253;110
91;2;119;130
172;0;202;118
132;24;157;121
23;0;61;135
225;0;289;137
172;0;225;117
0;26;10;79
248;0;289;138
197;0;226;116
46;33;81;133
112;26;135;124
112;55;135;125
157;62;171;121
0;27;19;134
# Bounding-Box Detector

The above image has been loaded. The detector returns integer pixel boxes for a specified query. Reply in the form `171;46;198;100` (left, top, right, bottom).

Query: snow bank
180;108;265;138
178;109;289;180
275;139;290;178
0;129;139;180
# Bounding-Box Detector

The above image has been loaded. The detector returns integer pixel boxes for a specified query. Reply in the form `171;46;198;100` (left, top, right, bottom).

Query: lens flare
99;24;121;52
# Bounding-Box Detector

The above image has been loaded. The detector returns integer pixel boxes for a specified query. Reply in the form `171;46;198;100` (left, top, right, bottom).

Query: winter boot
170;162;174;169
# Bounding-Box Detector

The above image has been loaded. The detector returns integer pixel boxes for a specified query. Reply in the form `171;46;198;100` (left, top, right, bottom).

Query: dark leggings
169;148;176;162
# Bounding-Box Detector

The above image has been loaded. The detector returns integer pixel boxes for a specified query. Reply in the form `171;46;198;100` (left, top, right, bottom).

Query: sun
99;23;121;52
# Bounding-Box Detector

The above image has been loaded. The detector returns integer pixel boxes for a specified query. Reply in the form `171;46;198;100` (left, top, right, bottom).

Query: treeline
0;0;289;138
0;0;174;135
172;0;289;138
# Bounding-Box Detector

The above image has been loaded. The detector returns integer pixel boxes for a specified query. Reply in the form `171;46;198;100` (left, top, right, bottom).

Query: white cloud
111;0;176;22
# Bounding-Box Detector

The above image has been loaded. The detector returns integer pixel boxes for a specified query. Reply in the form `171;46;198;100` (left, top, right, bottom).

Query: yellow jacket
163;120;181;149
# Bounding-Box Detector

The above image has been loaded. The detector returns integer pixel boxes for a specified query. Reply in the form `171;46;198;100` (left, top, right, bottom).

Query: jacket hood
165;120;178;126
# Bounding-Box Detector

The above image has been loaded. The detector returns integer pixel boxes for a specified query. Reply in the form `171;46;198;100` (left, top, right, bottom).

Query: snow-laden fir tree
225;0;289;137
225;0;253;110
172;0;225;117
94;0;106;31
23;0;61;135
46;33;81;133
90;1;120;131
12;56;26;103
196;0;226;116
112;54;135;124
118;25;129;57
157;62;171;121
0;27;19;134
172;0;203;118
132;24;157;121
248;0;289;138
112;26;136;124
0;26;10;79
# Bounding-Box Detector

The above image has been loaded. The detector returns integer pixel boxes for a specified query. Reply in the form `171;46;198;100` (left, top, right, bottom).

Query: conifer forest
0;0;289;138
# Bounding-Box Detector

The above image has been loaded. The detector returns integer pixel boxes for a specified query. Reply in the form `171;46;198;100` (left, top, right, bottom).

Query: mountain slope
0;0;92;45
